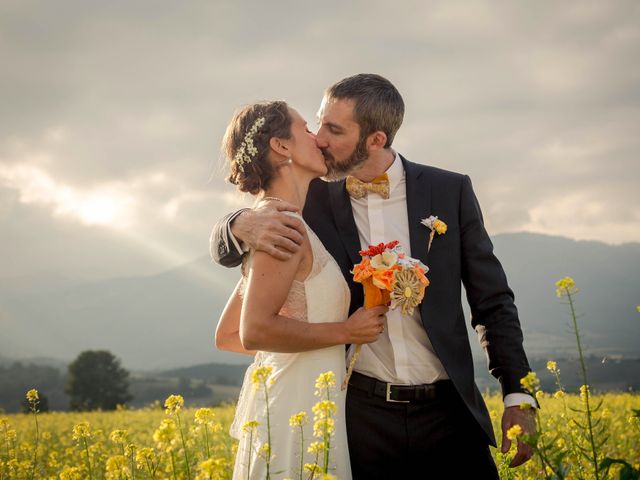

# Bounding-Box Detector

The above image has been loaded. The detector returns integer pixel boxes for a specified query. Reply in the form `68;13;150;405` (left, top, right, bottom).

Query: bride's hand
344;306;388;344
231;199;305;260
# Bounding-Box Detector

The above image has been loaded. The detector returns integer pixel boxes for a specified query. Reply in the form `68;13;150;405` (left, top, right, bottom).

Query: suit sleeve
458;175;532;397
209;209;248;268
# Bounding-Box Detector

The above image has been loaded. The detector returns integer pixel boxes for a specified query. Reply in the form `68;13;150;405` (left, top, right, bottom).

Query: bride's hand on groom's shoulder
232;199;306;261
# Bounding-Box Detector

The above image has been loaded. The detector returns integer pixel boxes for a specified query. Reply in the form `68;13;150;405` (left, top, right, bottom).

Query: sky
1;0;639;281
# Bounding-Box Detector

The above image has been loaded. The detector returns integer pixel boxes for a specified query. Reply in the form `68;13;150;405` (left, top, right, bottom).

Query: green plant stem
176;413;192;480
246;429;253;480
82;437;93;480
264;382;272;480
323;387;331;474
566;291;600;480
203;425;210;459
170;450;178;480
28;409;39;480
298;425;304;480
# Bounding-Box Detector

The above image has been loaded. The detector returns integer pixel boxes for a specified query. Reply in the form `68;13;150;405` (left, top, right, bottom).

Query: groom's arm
209;201;306;267
458;175;533;399
458;174;536;467
210;209;248;268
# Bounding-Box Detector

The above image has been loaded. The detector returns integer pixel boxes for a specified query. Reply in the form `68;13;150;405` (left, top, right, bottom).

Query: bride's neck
261;166;311;210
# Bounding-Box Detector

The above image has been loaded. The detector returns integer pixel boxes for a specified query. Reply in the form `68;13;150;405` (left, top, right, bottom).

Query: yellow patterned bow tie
345;173;390;200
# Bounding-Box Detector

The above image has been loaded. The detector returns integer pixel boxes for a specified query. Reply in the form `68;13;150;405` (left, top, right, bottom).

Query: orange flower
352;258;374;282
414;265;430;286
372;268;396;291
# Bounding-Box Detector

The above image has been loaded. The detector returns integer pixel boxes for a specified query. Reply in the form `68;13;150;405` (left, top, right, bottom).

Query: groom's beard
321;137;369;182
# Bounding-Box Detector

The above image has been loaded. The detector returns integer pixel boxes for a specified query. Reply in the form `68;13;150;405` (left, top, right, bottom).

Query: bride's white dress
230;216;352;480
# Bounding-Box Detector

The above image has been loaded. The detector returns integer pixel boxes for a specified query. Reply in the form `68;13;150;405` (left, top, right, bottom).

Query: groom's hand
500;405;536;467
231;199;305;261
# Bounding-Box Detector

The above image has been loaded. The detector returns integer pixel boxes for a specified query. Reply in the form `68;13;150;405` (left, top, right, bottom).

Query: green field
1;391;638;479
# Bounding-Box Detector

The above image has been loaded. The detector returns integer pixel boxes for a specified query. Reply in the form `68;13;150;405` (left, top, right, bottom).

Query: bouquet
342;240;430;389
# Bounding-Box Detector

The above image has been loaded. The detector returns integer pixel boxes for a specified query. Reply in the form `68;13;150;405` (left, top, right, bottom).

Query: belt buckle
385;383;410;403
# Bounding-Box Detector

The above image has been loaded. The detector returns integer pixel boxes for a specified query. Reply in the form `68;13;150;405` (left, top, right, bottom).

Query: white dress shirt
348;152;534;408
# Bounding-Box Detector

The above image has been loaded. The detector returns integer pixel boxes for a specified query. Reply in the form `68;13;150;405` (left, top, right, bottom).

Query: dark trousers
345;374;499;480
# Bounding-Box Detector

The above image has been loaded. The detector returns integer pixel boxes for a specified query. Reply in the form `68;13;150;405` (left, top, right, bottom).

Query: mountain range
1;232;638;371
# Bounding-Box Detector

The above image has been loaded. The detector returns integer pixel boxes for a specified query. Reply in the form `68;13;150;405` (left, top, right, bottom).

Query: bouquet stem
342;278;387;390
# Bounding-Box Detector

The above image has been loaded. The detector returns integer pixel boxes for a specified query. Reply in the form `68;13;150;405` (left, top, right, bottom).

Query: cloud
0;0;638;280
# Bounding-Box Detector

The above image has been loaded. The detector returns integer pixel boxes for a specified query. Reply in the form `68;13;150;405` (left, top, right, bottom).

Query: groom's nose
315;129;328;148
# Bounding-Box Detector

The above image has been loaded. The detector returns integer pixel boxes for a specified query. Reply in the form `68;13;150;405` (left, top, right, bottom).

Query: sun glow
0;163;134;229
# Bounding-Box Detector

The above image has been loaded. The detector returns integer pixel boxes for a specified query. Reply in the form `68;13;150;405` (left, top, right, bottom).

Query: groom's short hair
325;73;404;148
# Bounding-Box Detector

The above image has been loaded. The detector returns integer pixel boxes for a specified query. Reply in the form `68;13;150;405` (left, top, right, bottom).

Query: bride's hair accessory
234;116;265;171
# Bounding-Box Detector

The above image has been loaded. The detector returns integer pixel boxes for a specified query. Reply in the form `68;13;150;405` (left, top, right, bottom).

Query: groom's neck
352;148;395;182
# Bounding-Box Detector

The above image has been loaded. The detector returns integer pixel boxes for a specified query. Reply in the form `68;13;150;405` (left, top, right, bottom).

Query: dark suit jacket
211;155;533;446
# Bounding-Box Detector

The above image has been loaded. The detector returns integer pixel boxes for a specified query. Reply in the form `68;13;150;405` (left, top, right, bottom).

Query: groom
211;74;536;478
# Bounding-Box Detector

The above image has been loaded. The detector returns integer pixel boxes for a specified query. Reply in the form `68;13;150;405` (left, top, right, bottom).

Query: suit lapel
328;180;362;266
403;157;432;268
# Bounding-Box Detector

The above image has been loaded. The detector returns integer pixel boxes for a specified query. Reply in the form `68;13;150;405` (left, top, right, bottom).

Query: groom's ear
366;131;388;151
269;137;290;157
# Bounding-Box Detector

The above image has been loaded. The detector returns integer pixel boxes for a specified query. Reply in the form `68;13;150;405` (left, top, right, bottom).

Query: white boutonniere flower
421;215;447;253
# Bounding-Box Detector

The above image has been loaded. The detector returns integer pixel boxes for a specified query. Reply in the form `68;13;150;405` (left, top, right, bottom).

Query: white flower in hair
234;116;265;171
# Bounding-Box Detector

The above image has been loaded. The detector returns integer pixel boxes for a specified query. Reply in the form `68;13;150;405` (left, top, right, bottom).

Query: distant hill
1;232;638;371
156;362;248;386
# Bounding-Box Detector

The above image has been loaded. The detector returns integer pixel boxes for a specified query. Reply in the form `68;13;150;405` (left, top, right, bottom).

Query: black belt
348;371;455;403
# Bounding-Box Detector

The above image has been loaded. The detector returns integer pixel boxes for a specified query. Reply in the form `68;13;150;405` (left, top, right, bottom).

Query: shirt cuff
228;209;249;255
504;392;537;409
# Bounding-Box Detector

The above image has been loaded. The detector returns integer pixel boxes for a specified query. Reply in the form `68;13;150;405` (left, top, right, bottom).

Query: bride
215;100;387;479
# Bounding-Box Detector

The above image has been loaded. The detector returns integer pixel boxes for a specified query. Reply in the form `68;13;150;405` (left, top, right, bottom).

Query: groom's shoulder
401;155;467;183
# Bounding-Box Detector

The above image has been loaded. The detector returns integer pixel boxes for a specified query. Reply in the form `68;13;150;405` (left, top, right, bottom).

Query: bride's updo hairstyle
224;101;293;194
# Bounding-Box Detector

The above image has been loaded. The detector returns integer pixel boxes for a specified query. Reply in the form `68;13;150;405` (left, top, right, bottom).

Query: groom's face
316;97;369;180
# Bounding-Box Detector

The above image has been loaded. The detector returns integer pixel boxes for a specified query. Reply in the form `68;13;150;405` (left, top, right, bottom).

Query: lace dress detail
237;213;332;322
229;213;352;480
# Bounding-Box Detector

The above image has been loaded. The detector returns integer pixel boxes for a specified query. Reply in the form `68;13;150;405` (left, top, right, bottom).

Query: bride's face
287;108;327;177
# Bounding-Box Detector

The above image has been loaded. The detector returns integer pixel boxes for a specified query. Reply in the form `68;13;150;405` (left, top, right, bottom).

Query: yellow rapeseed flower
314;371;336;391
535;390;545;401
71;422;91;441
580;384;590;402
312;400;337;418
520;371;540;393
135;447;156;469
304;463;321;475
109;429;128;444
289;411;308;428
307;441;325;454
258;442;271;459
59;466;83;480
242;420;259;433
25;389;39;403
163;394;184;415
153;418;177;446
313;417;335;437
105;455;129;479
546;361;558;374
194;407;215;425
321;474;337;480
555;276;578;297
506;424;523;441
251;365;274;387
554;390;565;399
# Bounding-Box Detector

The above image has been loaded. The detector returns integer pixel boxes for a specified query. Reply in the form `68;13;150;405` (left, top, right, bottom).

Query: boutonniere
420;215;447;253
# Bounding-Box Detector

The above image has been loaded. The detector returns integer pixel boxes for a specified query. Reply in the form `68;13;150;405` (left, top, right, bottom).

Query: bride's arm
240;248;387;352
215;279;257;355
